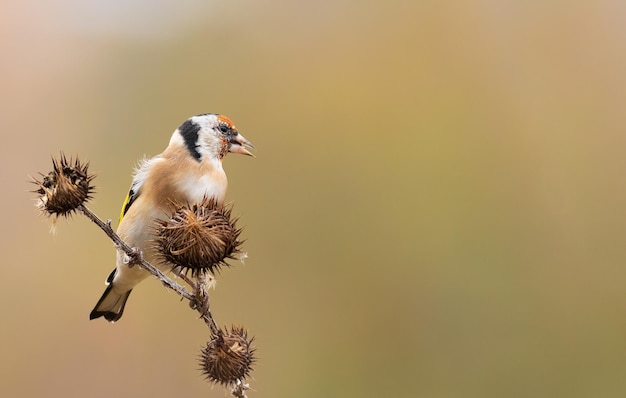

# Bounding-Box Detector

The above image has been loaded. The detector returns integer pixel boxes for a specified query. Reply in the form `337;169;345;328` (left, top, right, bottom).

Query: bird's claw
125;247;143;268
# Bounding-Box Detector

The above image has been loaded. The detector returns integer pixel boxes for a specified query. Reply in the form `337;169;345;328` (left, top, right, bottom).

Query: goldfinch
90;114;254;322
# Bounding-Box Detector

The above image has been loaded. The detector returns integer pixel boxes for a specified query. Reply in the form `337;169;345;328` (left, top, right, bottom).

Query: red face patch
217;115;236;129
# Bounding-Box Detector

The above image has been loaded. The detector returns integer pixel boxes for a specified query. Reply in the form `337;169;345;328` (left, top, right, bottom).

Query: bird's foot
123;247;143;268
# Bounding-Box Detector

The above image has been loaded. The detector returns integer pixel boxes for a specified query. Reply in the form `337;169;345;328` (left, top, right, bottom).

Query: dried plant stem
78;204;250;396
196;275;219;334
35;154;255;396
231;380;250;398
172;268;197;290
78;204;230;336
77;204;194;301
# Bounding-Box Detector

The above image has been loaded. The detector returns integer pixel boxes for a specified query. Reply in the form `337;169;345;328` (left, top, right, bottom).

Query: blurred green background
3;1;626;397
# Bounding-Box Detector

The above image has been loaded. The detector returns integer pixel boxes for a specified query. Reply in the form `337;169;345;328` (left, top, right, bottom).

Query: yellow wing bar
119;189;135;223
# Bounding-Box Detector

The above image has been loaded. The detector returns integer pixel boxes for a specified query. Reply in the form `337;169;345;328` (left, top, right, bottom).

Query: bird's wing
119;185;139;223
118;156;160;223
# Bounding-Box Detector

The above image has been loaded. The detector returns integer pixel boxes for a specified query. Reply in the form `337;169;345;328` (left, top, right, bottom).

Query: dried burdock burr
154;198;243;276
200;326;256;386
32;152;257;396
32;153;95;219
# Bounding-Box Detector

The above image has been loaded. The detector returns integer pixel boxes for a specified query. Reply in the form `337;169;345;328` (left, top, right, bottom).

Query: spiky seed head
200;326;255;386
32;153;95;218
154;198;243;276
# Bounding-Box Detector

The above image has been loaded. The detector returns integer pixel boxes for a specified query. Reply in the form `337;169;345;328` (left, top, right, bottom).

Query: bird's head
172;114;255;162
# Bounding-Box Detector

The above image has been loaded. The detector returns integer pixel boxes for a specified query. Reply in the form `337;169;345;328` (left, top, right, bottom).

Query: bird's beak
229;133;255;157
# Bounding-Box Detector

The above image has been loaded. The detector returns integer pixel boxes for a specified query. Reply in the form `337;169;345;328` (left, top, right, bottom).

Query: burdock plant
31;153;256;397
33;154;95;220
154;199;243;276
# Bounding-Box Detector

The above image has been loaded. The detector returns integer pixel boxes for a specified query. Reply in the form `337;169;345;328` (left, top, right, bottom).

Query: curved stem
78;204;195;301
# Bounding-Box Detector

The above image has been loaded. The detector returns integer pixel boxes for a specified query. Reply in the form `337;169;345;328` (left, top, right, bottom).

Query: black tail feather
90;269;132;322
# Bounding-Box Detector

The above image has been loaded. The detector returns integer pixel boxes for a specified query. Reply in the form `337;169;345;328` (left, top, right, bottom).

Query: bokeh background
3;1;626;397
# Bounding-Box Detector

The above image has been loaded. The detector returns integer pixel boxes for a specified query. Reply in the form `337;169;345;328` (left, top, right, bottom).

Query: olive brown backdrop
2;1;626;397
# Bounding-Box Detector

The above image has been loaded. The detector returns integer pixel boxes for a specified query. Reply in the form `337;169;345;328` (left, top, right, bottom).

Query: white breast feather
180;169;227;204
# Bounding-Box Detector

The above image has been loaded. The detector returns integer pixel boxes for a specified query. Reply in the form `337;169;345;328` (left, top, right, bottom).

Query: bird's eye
218;124;230;133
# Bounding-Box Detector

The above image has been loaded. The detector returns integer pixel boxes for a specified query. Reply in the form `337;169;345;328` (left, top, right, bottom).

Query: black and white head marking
171;113;254;161
178;118;203;161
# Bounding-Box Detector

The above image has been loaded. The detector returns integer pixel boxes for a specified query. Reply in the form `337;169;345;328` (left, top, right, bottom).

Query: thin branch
78;204;224;331
35;154;255;397
78;204;194;301
172;267;198;290
197;275;219;334
231;380;250;398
